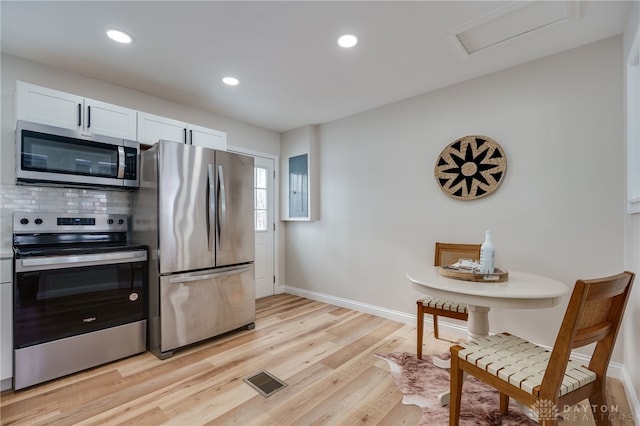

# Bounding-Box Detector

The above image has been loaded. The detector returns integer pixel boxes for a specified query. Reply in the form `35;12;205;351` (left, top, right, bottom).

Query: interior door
254;156;275;298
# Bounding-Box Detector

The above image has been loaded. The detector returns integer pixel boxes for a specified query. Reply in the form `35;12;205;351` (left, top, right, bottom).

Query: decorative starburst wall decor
434;135;507;200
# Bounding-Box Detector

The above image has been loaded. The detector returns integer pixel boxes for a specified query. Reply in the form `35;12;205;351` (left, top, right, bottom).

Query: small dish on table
437;265;509;282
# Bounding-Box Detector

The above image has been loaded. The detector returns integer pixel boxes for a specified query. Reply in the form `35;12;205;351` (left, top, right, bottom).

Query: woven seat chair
416;242;481;358
449;271;635;426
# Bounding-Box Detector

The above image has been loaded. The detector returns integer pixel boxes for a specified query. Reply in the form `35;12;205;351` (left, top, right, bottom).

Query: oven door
14;249;147;349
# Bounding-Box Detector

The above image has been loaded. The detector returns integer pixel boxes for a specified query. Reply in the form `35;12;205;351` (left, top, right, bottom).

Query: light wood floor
0;294;633;425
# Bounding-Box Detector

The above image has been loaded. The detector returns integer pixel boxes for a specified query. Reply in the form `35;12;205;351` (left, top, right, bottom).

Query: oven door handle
18;250;147;271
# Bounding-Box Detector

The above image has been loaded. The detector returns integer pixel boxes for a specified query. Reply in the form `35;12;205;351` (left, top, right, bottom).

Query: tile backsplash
0;184;131;256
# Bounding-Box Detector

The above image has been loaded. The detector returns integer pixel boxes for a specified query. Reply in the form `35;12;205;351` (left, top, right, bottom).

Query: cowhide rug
375;352;536;426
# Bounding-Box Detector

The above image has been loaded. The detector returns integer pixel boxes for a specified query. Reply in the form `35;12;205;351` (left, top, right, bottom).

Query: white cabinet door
188;123;227;150
15;81;137;140
137;113;227;149
16;81;83;130
137;112;186;146
0;259;12;384
83;98;137;140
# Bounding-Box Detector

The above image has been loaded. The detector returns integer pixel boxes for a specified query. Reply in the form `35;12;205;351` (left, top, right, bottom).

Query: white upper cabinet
188;123;227;150
16;82;82;130
137;112;187;145
16;81;137;140
15;81;227;150
138;112;227;150
83;98;137;140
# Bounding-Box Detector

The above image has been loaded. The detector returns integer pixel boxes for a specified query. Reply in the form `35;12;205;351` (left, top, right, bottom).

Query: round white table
407;267;569;338
407;267;569;406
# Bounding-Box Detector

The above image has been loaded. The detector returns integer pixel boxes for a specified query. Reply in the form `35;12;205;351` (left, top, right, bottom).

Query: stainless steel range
12;212;147;390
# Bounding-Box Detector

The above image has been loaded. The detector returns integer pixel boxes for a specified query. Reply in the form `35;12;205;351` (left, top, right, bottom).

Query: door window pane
255;210;267;232
256;167;267;189
256;188;267;210
254;166;268;231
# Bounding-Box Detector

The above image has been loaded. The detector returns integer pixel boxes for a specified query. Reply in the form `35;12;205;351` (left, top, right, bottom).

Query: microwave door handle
117;146;125;178
207;164;215;252
217;165;226;250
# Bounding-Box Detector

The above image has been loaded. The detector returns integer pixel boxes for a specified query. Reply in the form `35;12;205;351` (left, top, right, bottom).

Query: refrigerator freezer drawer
159;265;255;353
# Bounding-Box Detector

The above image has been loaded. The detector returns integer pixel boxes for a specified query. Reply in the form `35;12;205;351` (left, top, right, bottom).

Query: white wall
623;0;640;417
285;36;626;360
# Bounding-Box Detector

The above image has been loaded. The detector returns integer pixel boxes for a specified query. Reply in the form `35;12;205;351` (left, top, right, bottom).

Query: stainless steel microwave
16;120;140;189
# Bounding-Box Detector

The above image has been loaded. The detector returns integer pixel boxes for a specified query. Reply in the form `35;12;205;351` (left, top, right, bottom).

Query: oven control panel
13;212;129;233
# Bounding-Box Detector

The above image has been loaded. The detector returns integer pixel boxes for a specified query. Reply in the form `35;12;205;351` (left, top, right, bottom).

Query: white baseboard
284;285;468;336
283;285;636;411
620;365;640;423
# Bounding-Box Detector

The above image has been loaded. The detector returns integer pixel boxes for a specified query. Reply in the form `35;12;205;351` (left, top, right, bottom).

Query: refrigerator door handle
168;266;251;284
217;164;227;250
207;164;215;252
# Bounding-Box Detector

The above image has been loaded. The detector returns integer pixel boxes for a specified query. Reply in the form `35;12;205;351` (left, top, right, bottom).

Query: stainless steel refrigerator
132;140;255;359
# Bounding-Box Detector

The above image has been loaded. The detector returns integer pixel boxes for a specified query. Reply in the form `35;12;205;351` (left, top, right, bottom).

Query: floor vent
243;371;287;397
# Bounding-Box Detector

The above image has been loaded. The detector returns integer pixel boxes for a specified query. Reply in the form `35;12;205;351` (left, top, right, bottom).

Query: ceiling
0;1;631;133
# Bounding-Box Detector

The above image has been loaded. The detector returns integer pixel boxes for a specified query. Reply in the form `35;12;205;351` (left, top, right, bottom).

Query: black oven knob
19;218;29;225
34;218;43;225
118;219;124;225
107;219;114;225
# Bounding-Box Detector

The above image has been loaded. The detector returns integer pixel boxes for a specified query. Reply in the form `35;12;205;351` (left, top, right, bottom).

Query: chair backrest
434;242;481;267
539;271;635;400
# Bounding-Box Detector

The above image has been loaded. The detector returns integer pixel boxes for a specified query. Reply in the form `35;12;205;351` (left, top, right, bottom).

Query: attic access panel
447;1;579;55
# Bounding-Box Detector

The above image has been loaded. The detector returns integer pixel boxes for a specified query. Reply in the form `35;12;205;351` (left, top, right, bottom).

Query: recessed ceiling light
338;34;358;48
222;77;239;86
106;29;133;44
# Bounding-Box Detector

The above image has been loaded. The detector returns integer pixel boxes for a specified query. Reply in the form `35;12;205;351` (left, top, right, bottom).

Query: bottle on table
480;230;495;274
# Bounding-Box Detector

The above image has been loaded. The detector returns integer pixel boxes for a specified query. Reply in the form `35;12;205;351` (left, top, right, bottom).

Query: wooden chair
416;242;481;358
449;271;635;426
